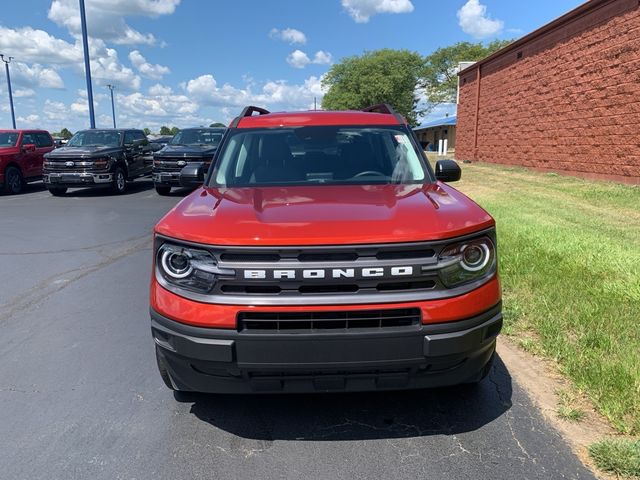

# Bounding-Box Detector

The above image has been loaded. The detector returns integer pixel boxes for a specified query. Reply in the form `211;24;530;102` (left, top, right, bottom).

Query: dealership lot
0;181;594;480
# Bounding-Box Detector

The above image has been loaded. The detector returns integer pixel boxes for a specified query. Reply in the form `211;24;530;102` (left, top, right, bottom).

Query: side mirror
149;143;162;152
23;143;37;152
435;159;461;182
180;164;204;188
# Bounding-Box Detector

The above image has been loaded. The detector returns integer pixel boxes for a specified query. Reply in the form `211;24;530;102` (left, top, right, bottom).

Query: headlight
93;157;110;168
156;242;229;293
438;236;496;288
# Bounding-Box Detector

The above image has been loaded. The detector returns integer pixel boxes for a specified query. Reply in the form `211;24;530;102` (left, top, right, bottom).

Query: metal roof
413;116;456;131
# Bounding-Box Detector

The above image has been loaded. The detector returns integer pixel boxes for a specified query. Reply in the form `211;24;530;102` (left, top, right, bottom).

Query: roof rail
230;106;270;128
362;104;405;124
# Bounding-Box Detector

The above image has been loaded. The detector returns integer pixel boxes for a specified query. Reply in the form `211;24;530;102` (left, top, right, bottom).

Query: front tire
111;167;127;194
3;166;24;195
48;187;67;196
155;185;171;196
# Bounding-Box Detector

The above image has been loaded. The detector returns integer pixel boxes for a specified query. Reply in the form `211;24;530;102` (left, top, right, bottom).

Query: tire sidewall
4;166;23;195
113;167;126;194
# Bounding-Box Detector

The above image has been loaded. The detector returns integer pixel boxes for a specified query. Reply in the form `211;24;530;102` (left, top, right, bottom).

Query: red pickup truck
150;105;502;394
0;129;55;195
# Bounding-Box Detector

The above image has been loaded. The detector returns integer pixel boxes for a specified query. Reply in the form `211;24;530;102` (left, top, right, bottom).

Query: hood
155;183;494;246
155;144;217;158
45;145;121;158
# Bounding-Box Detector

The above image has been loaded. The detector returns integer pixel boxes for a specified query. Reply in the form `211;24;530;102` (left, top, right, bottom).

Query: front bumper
151;303;502;393
44;171;113;187
152;171;181;186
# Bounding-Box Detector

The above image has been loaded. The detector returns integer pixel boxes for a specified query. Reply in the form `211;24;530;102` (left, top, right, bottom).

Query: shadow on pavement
182;355;513;441
56;178;156;197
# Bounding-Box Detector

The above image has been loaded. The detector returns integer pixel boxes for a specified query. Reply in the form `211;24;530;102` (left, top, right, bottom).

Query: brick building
456;0;640;183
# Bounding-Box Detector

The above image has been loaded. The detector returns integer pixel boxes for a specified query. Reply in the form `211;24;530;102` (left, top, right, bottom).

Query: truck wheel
3;166;24;195
155;346;176;390
111;167;127;194
48;187;68;196
155;185;171;196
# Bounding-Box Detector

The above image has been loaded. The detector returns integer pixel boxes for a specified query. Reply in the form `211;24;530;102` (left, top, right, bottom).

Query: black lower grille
237;308;421;333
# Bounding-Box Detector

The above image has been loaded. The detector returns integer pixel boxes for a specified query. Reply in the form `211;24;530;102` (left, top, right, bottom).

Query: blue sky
0;0;584;132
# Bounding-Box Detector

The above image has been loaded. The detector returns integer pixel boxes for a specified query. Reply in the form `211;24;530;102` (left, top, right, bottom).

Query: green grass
588;439;640;477
556;389;586;422
453;163;640;435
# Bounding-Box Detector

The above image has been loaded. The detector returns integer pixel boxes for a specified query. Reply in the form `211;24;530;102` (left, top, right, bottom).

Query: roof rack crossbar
362;104;405;124
230;105;270;128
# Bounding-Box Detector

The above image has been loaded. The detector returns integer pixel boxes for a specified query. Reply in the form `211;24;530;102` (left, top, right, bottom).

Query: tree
59;128;73;139
159;126;171;135
143;128;151;136
169;126;179;136
209;122;226;127
422;40;512;108
321;49;426;125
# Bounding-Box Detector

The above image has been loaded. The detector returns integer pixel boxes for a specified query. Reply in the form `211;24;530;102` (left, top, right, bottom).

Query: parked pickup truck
150;105;502;394
152;127;224;195
43;128;152;195
0;129;55;195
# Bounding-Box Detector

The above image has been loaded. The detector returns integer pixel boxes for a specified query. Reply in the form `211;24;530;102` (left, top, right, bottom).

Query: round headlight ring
460;243;490;272
161;248;193;279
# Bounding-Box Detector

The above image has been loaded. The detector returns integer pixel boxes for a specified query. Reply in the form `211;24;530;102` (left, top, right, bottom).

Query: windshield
67;130;122;147
211;126;429;187
0;133;19;148
171;129;223;146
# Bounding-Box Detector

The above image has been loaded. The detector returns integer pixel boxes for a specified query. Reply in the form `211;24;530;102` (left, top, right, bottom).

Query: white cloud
48;0;180;45
11;62;64;89
13;88;36;98
148;83;173;96
286;50;333;69
312;50;332;65
17;114;40;124
0;27;83;65
457;0;504;39
129;50;170;79
269;27;307;45
341;0;414;23
184;73;327;112
88;40;141;91
287;50;311;69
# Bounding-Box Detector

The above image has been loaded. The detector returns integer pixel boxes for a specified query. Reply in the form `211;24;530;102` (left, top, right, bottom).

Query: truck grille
238;308;421;333
44;159;103;172
153;158;209;172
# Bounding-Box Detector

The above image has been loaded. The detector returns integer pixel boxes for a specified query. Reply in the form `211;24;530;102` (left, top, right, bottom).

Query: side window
124;131;136;145
35;133;53;148
134;131;147;143
22;134;36;146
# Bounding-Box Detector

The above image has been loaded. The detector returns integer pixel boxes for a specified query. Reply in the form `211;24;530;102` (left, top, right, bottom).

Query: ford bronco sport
150;105;502;394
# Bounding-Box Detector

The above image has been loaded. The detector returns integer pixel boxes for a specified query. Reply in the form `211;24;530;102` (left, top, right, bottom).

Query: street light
106;84;116;128
79;0;96;128
0;54;16;129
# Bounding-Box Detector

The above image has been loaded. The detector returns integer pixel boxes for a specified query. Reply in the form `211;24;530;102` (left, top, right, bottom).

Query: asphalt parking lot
1;180;596;480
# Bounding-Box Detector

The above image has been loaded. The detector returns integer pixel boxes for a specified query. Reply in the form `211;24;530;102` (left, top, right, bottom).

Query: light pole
79;0;96;128
106;84;116;128
0;54;16;129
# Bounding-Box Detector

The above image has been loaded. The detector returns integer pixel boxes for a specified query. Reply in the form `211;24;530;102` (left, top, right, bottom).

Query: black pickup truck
152;127;224;195
43;129;152;195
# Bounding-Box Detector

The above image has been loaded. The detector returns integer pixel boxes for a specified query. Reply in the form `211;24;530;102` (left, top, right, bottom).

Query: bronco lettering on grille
243;266;414;280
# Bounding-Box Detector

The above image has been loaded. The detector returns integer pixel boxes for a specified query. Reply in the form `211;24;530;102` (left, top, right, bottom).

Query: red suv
150;105;501;394
0;130;55;195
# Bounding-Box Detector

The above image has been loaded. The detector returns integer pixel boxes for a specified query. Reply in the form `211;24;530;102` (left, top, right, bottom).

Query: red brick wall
456;0;640;183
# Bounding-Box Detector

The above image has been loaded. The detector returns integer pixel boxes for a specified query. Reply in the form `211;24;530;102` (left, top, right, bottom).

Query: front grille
154;158;208;172
238;308;421;333
45;159;103;172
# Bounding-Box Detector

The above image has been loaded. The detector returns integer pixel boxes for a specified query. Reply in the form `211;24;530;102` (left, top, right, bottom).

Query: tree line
321;40;512;126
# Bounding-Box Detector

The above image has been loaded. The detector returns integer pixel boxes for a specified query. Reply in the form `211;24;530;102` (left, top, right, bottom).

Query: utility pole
79;0;96;128
106;84;116;128
0;54;16;129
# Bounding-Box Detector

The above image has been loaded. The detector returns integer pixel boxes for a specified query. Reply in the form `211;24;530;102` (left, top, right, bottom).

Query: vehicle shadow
181;355;513;441
59;178;156;197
